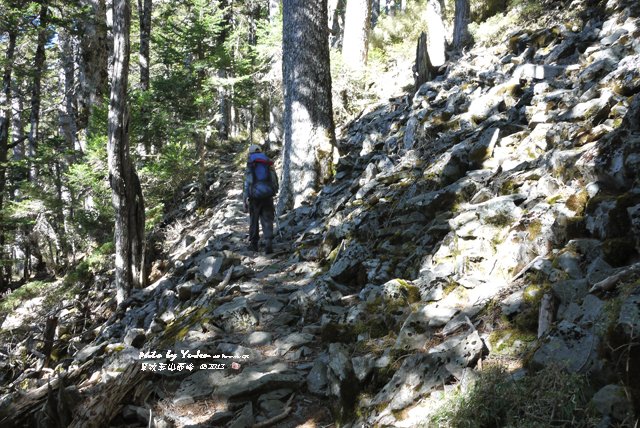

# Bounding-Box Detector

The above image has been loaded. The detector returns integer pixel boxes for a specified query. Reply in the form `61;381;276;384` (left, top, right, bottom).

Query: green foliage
139;141;198;207
469;0;545;47
0;280;49;315
370;1;429;55
428;365;598;427
64;242;114;287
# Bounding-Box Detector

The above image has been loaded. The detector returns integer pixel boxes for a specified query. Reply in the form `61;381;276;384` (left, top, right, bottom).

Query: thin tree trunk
279;0;336;214
342;0;371;70
11;92;24;162
78;0;109;134
137;0;151;91
10;91;27;197
328;0;341;47
27;2;49;182
136;0;151;156
371;0;380;28
0;31;18;290
217;69;230;140
453;0;471;50
108;0;145;305
266;0;284;148
58;28;79;153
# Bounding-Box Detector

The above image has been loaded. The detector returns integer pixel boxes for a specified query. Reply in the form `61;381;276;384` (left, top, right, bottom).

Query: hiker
243;144;279;254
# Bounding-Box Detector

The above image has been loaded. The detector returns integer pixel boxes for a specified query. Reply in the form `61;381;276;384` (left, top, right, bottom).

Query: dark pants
249;197;275;246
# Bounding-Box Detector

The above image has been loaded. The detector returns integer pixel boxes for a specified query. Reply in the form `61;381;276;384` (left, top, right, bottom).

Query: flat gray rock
245;331;273;347
532;321;601;373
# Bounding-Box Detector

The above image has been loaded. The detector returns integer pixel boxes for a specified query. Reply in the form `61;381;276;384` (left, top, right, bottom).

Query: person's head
248;144;261;155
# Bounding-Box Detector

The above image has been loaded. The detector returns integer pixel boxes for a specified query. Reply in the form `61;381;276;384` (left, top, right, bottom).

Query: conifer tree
108;0;145;304
342;0;371;70
279;0;336;213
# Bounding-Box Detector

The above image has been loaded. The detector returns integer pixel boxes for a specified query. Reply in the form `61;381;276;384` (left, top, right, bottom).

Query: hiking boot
248;242;258;252
264;241;273;254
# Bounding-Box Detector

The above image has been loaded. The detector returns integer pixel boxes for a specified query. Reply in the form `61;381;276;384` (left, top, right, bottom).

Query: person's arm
243;164;252;211
270;166;279;195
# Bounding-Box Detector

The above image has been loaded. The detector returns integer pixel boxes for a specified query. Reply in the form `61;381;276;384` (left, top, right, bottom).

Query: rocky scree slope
1;0;640;426
284;0;640;425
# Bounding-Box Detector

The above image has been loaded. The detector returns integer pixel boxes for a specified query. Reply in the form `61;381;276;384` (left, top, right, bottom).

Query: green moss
546;194;563;204
326;243;342;265
527;219;543;238
566;190;588;214
488;328;537;354
442;279;459;297
499;179;518;196
396;279;421;304
159;307;211;346
485;212;513;227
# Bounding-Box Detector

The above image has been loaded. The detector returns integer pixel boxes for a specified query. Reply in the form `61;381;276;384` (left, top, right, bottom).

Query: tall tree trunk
371;0;380;28
136;0;152;155
278;0;336;214
453;0;471;50
342;0;371;70
108;0;145;305
27;2;49;181
58;28;79;153
11;92;24;162
217;69;230;140
266;0;284;148
0;31;18;290
78;0;109;135
425;0;446;68
217;0;233;141
137;0;151;91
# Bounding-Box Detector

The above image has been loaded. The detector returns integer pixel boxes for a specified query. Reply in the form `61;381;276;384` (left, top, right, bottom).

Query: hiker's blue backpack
249;152;275;199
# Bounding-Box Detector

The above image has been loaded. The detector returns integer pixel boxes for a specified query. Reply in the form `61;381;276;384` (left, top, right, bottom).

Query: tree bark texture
217;69;231;140
414;31;433;91
58;29;79;153
371;0;380;28
11;90;24;162
453;0;471;49
426;0;446;68
279;0;336;214
0;31;17;290
342;0;371;70
137;0;151;90
108;0;145;305
327;0;342;48
78;0;109;130
26;2;49;181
